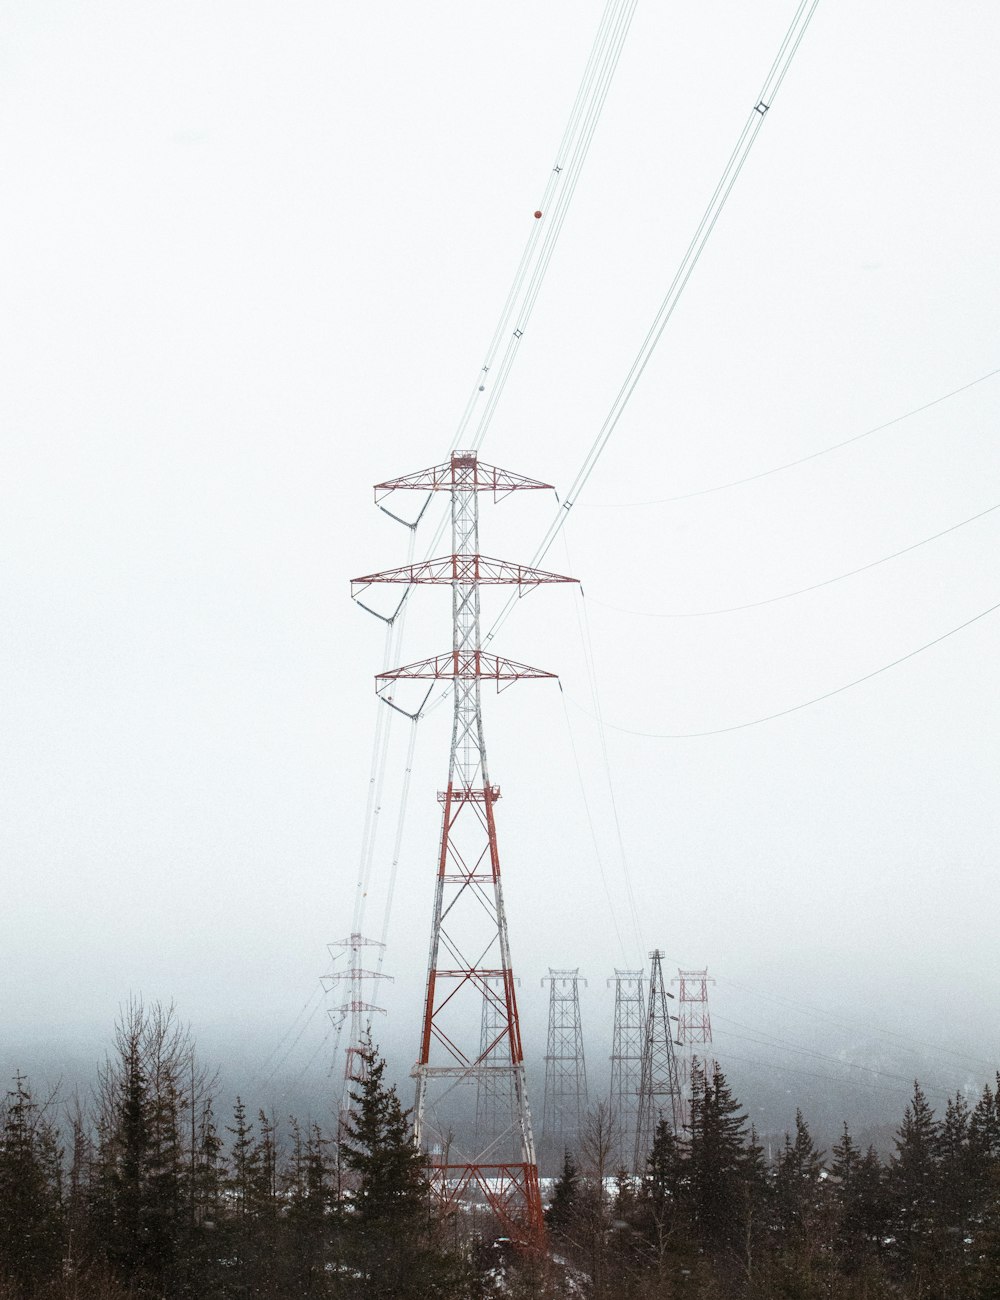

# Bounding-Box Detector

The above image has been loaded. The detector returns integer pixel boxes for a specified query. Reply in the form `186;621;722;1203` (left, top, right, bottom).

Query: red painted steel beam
374;456;552;499
351;552;577;594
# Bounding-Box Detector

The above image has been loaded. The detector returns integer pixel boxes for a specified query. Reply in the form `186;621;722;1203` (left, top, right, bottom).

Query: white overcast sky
2;1;998;1116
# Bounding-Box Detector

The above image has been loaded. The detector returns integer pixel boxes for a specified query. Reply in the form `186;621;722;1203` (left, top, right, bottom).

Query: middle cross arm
352;554;577;597
377;651;557;694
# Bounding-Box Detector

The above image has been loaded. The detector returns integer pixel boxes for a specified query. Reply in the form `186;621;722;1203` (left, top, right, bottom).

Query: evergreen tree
737;1125;772;1288
340;1041;456;1299
281;1118;333;1297
887;1081;941;1287
939;1090;975;1273
0;1074;64;1296
970;1079;1000;1170
774;1109;824;1239
686;1060;748;1251
831;1123;870;1274
545;1148;581;1233
634;1118;687;1279
87;999;211;1293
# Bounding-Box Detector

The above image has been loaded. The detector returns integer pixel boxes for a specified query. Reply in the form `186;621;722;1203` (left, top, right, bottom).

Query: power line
587;500;1000;619
718;1047;956;1110
713;1016;973;1094
583;364;1000;508
485;0;821;647
715;975;998;1074
565;594;1000;739
562;533;646;963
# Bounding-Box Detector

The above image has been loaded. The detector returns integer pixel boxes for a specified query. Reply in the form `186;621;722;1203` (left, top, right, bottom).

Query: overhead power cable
382;0;638;540
718;1047;956;1108
589;500;1000;619
584;364;1000;508
566;594;1000;738
713;1015;966;1093
485;0;821;646
465;0;638;457
716;975;999;1074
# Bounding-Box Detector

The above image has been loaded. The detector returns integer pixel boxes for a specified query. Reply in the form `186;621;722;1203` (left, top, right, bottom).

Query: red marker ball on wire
534;210;542;218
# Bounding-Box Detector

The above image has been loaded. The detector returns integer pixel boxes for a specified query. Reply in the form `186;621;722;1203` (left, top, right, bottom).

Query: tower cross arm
377;651;557;692
352;553;577;595
374;454;554;501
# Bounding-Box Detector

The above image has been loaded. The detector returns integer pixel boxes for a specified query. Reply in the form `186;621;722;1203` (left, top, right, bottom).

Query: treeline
3;1005;1000;1298
547;1060;1000;1298
0;1002;464;1299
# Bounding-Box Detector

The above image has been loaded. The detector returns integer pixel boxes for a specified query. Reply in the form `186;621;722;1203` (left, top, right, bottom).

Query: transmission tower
542;969;588;1159
672;968;715;1131
475;974;516;1150
634;949;683;1170
322;933;391;1121
352;449;576;1243
608;968;645;1173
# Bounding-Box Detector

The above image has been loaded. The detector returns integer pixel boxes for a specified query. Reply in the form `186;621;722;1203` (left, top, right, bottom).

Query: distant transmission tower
322;932;391;1119
352;450;576;1242
608;968;645;1172
672;968;715;1131
475;974;516;1150
634;949;683;1170
542;969;588;1157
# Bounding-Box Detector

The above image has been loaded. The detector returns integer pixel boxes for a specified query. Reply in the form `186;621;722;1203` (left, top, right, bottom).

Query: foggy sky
2;0;998;1141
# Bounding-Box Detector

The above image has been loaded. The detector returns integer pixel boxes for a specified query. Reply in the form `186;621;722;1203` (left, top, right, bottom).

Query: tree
87;998;214;1292
686;1060;749;1251
774;1109;824;1239
340;1040;456;1299
635;1118;687;1281
545;1148;581;1233
282;1118;333;1297
887;1081;941;1288
0;1074;63;1296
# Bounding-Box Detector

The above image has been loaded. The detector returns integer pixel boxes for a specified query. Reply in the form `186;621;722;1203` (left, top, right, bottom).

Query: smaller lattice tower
634;950;683;1171
672;968;716;1131
322;933;391;1120
542;969;588;1160
608;969;645;1173
475;974;517;1149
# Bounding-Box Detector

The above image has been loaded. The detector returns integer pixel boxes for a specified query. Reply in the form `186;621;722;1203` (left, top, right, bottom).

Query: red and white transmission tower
322;933;391;1119
672;968;715;1130
352;450;576;1242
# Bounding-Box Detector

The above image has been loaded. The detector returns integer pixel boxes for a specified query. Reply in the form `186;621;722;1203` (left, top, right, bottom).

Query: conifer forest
4;1001;1000;1299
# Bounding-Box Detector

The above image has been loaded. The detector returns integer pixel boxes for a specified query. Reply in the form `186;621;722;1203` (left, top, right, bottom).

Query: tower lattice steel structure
322;932;390;1121
352;450;576;1242
672;967;715;1131
634;949;683;1170
475;974;516;1151
608;968;645;1172
542;969;588;1157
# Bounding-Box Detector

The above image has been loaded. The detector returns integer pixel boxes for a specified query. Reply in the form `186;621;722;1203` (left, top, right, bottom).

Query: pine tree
340;1041;456;1300
281;1118;332;1297
0;1074;64;1296
831;1123;868;1273
635;1119;686;1277
545;1148;581;1233
939;1092;974;1256
774;1109;824;1239
87;999;210;1292
888;1081;941;1288
736;1125;771;1288
686;1060;748;1251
